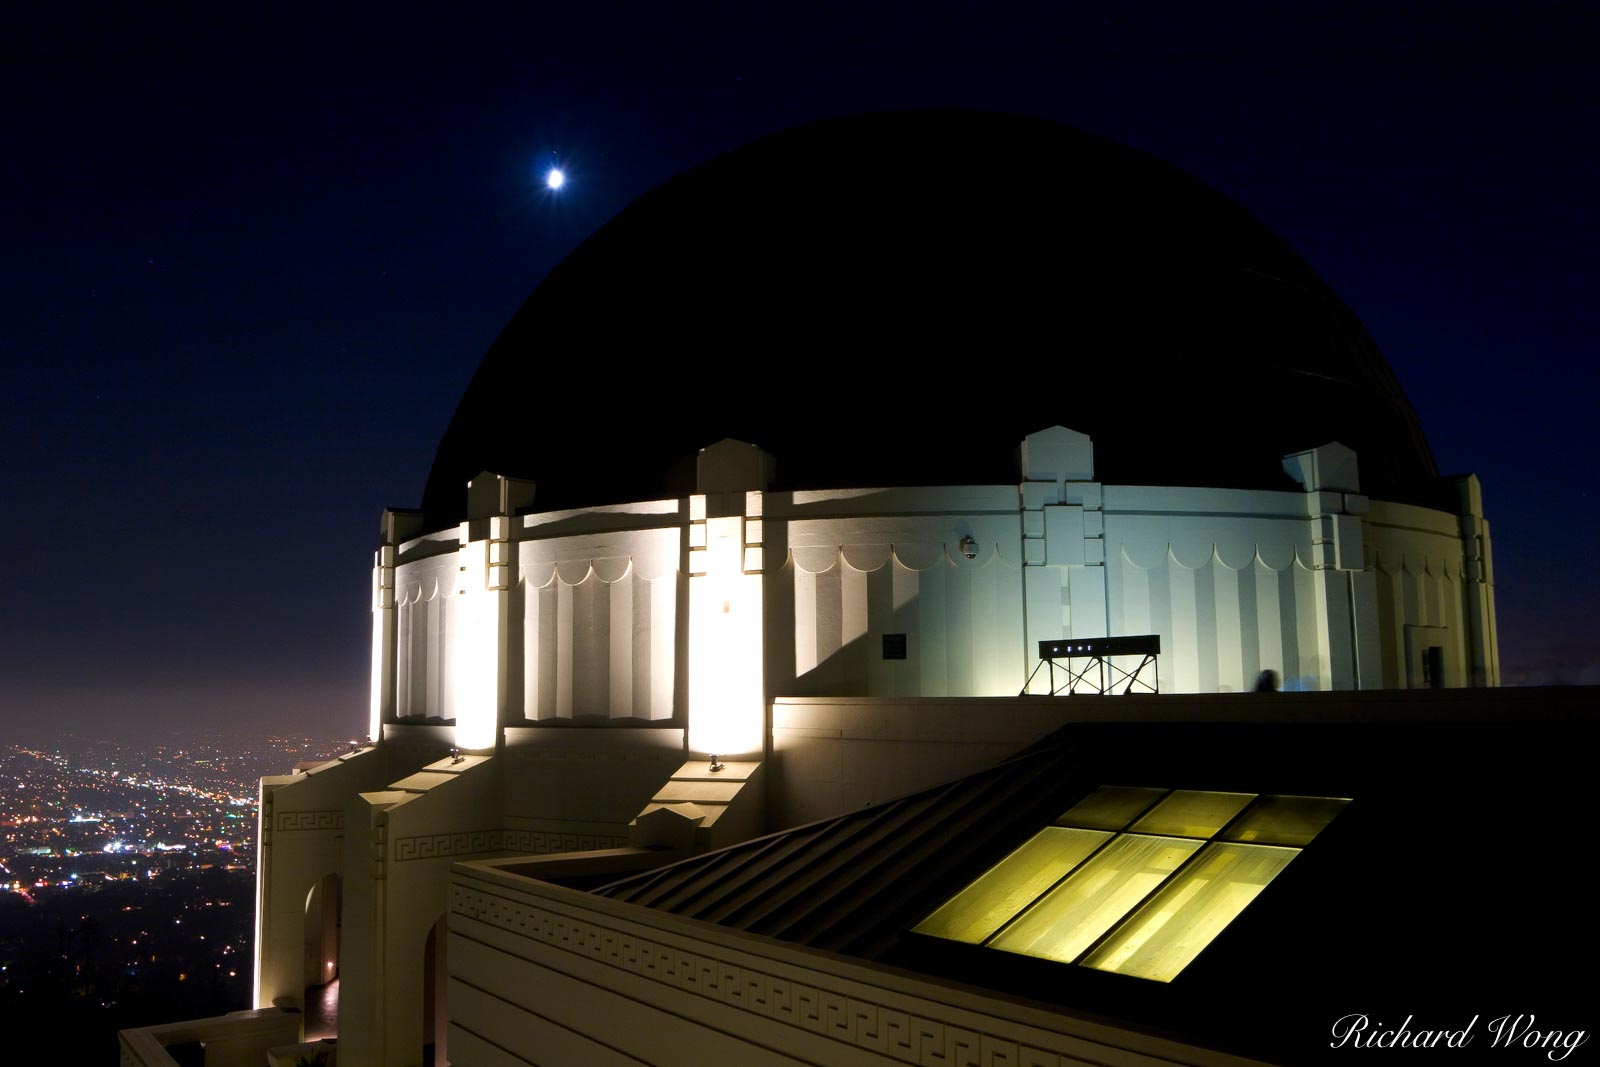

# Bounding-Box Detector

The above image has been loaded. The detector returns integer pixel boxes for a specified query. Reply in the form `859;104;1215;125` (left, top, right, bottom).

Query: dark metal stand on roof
1020;635;1161;696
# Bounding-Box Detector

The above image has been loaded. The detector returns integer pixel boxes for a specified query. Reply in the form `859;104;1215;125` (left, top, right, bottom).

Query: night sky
4;4;1595;741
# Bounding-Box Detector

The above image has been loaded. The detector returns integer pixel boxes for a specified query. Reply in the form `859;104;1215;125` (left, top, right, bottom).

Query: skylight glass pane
1222;795;1349;846
1056;786;1167;830
1130;790;1255;838
1083;842;1298;982
913;827;1110;943
989;834;1202;962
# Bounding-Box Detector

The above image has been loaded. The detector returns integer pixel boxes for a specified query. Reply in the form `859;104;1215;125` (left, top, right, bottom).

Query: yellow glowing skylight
990;834;1202;962
1083;842;1298;981
1222;794;1349;847
914;787;1349;982
913;827;1110;943
1130;790;1255;837
1054;785;1166;830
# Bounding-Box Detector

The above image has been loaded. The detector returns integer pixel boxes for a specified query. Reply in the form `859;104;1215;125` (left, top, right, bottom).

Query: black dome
424;111;1438;524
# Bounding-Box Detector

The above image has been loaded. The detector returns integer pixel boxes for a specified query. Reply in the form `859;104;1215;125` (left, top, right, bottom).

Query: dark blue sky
3;3;1595;739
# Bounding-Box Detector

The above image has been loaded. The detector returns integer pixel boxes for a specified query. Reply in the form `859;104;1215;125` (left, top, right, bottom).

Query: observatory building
121;113;1553;1067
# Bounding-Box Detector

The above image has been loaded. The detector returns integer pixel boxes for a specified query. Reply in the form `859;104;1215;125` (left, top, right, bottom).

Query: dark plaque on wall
882;633;908;660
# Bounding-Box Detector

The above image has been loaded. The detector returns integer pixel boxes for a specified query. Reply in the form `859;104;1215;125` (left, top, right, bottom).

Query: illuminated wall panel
1109;545;1335;692
395;562;460;720
788;542;1024;698
1365;499;1477;688
520;529;679;722
453;540;498;750
688;515;763;755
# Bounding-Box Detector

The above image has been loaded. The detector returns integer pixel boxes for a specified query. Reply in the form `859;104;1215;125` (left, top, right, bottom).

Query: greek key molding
275;809;345;832
451;885;1079;1067
395;828;628;862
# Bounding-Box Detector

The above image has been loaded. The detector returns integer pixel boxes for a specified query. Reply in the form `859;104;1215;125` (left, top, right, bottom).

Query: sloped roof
600;728;1092;959
598;708;1595;1063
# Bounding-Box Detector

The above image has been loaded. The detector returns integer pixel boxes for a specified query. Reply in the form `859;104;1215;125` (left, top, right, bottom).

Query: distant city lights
1;733;344;895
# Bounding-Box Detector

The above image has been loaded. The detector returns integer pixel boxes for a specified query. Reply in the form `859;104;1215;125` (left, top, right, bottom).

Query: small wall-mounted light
959;536;979;560
709;754;725;773
449;747;465;765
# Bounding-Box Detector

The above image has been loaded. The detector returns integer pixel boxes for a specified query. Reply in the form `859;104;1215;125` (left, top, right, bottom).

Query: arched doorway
422;914;449;1066
302;872;341;1039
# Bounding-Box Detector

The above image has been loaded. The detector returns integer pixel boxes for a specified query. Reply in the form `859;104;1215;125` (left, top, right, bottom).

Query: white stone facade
373;429;1497;747
232;428;1499;1067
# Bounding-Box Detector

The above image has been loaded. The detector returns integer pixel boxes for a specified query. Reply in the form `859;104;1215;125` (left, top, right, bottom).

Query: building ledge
119;1006;302;1067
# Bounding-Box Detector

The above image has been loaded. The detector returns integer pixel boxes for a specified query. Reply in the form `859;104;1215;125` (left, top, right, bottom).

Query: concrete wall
120;1008;302;1067
340;757;507;1067
770;688;1565;828
517;524;682;722
764;487;1027;701
329;735;688;1067
444;862;1256;1067
759;474;1489;703
1103;485;1329;692
770;697;1083;826
380;433;1500;757
391;502;688;728
394;550;462;720
255;746;429;1014
1366;497;1494;688
501;726;687;847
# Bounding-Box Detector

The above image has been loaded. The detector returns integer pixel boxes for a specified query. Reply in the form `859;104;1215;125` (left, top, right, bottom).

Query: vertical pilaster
454;474;534;750
1285;443;1367;690
1301;498;1361;690
369;543;396;744
1456;474;1500;686
251;782;273;1008
688;441;770;756
370;509;422;741
1019;426;1102;692
1021;479;1059;695
487;512;515;731
1065;481;1107;640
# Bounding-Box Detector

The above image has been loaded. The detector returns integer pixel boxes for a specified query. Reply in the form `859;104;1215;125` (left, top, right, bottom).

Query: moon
546;168;565;190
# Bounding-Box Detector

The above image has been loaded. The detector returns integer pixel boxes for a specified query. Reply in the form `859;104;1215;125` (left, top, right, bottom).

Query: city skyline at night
0;730;350;1058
